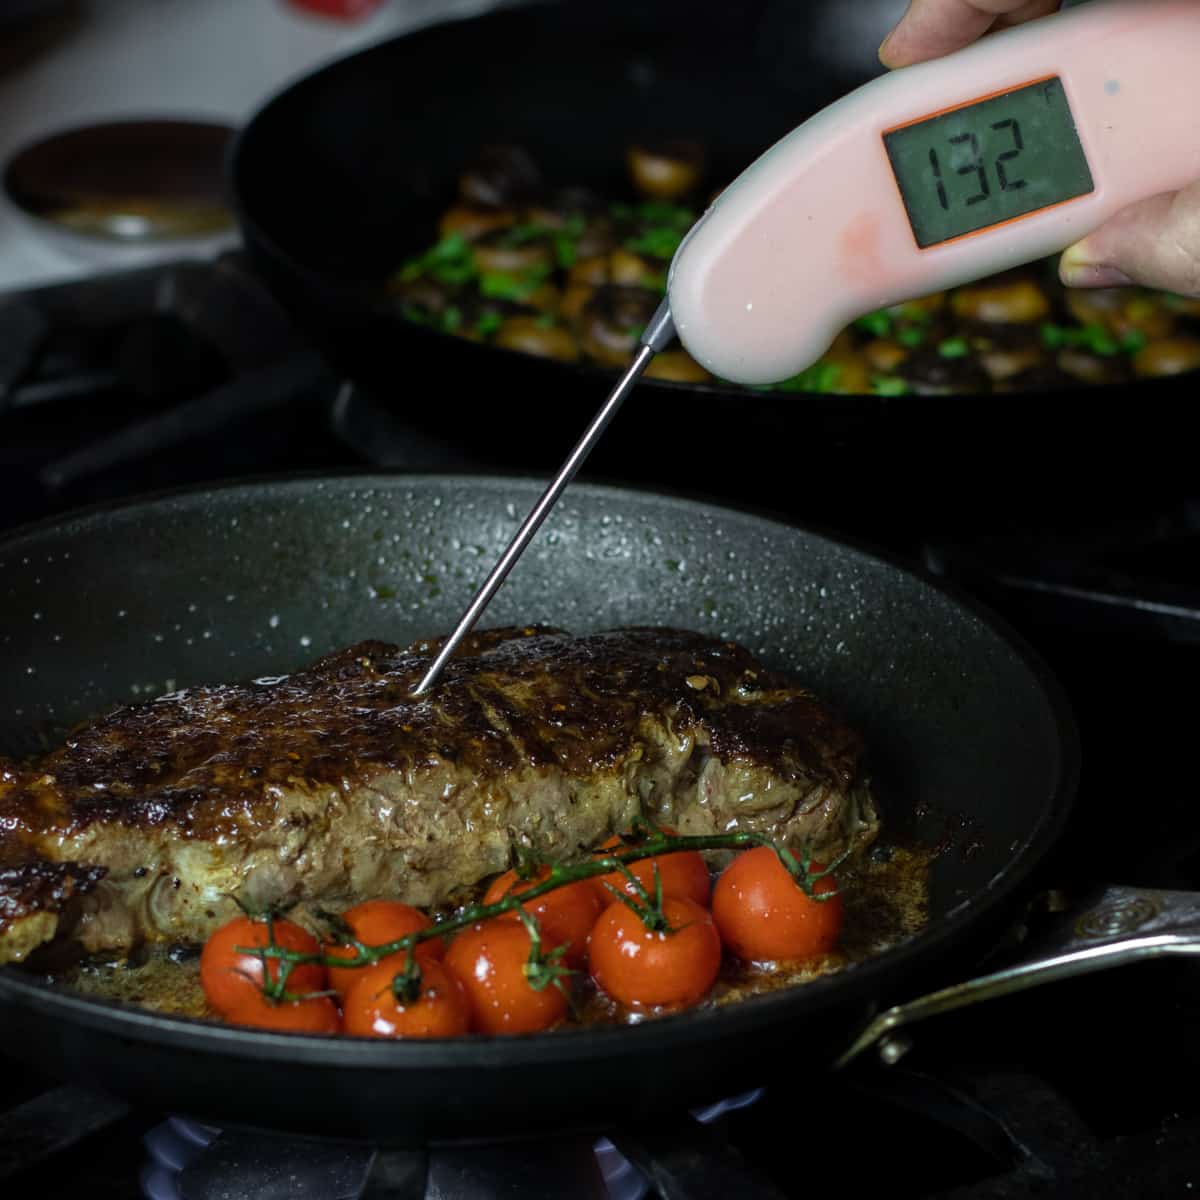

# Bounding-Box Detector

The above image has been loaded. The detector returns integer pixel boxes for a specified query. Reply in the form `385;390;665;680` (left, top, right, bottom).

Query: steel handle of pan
837;885;1200;1069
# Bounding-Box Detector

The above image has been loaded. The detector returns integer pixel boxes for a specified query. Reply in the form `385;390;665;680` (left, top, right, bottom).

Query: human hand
879;0;1200;297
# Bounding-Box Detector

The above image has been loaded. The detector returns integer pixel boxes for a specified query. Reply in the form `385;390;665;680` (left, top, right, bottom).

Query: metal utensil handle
411;300;676;697
836;884;1200;1069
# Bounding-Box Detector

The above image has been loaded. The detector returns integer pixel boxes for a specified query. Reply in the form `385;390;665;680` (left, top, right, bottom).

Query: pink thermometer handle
667;0;1200;386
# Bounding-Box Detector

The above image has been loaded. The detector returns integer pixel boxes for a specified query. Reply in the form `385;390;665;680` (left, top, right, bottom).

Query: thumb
1059;182;1200;296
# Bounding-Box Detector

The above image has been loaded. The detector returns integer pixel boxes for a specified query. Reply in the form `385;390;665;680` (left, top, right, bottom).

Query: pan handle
834;884;1200;1069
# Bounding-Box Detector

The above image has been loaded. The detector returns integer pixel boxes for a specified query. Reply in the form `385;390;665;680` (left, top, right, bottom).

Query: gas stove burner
140;1093;765;1200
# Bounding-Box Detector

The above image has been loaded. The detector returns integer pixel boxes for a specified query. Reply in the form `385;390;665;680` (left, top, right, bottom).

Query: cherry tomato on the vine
444;921;569;1035
592;831;711;908
588;896;721;1010
712;845;843;962
325;899;440;999
224;991;341;1034
343;958;469;1039
482;866;601;966
200;915;325;1017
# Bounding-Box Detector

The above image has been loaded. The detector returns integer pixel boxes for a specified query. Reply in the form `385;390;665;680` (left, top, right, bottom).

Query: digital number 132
928;118;1026;209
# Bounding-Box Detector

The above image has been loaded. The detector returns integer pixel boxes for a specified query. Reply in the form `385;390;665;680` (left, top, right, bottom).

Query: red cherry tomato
482;867;601;966
223;991;341;1034
588;896;721;1010
200;915;325;1017
325;900;440;999
343;958;469;1039
712;846;843;962
592;831;711;908
444;921;569;1035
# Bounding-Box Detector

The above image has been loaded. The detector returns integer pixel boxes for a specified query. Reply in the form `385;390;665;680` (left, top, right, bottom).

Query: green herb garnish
440;305;462;333
399;303;434;327
896;326;926;349
398;232;476;285
774;362;842;393
624;227;686;259
854;311;892;338
535;312;557;330
474;311;503;338
479;266;551;301
872;376;909;396
1040;322;1128;356
937;337;969;359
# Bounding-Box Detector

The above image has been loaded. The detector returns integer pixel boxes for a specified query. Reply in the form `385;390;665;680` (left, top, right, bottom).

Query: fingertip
1059;242;1132;289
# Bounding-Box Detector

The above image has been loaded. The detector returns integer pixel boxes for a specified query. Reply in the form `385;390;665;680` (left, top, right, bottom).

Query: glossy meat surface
0;627;878;964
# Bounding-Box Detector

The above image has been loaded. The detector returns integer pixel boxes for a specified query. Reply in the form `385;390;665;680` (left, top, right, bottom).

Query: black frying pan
0;473;1075;1144
229;0;1200;539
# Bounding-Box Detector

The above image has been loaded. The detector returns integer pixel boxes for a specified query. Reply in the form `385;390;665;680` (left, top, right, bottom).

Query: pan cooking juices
58;836;937;1031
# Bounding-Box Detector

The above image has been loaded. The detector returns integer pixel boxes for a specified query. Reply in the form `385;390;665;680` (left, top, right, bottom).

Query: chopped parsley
474;311;503;338
896;326;926;349
772;362;842;393
854;311;892;338
398;233;476;286
1040;323;1145;356
937;337;969;359
625;227;686;259
479;266;551;301
872;376;909;396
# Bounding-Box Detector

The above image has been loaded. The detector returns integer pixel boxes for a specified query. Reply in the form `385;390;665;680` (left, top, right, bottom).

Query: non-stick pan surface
0;474;1074;1143
229;0;1200;540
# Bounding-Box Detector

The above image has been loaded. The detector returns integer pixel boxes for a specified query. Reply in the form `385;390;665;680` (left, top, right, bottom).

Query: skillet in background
230;0;1200;547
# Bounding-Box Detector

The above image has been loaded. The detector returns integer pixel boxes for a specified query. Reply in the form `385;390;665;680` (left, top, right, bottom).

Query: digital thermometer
667;0;1200;385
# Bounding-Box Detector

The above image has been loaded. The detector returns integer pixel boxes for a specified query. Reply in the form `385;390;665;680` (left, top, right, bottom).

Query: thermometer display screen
883;76;1094;248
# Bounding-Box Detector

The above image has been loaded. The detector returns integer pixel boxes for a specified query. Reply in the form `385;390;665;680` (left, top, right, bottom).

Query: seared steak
0;627;878;964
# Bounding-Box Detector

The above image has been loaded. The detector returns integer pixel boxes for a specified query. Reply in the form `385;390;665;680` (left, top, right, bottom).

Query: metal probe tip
410;301;676;698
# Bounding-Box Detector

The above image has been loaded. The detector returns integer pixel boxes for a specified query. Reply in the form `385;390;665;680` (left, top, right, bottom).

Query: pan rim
0;469;1078;1071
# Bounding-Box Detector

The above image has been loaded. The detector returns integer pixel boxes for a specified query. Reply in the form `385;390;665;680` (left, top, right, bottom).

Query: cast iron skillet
0;473;1076;1144
228;0;1200;536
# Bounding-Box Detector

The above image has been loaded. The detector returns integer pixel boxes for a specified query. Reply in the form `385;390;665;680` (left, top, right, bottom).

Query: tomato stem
237;827;846;983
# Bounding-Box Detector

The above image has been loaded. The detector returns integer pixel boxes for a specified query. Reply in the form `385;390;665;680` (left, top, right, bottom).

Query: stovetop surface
1;256;1199;1199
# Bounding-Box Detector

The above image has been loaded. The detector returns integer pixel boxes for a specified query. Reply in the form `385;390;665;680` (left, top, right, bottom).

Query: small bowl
3;118;239;267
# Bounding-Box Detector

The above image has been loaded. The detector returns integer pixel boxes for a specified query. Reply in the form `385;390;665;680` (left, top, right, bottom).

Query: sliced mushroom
472;234;554;276
978;343;1047;382
896;348;991;395
438;205;516;242
578;285;659;367
1133;337;1200;378
609;247;658;287
863;339;909;374
492;316;579;362
821;350;873;394
644;350;711;383
627;139;706;201
963;325;1049;382
1057;348;1132;387
889;293;947;321
995;363;1082;393
951;276;1051;324
560;284;595;324
458;144;543;209
576;215;618;260
567;255;611;288
1064;288;1175;340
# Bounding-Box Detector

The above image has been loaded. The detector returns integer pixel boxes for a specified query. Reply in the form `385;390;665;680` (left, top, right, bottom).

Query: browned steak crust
0;627;878;963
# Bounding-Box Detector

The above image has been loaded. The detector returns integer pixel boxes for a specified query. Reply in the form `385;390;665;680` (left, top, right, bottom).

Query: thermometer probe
413;0;1200;695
